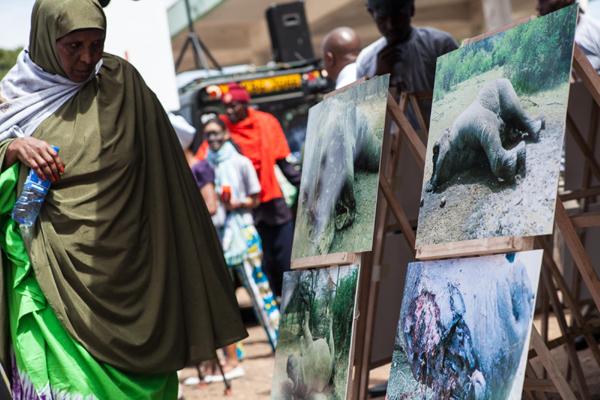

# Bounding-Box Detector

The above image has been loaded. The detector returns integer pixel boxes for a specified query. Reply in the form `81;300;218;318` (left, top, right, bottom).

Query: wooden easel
289;76;394;400
289;76;437;399
352;15;600;400
291;17;600;397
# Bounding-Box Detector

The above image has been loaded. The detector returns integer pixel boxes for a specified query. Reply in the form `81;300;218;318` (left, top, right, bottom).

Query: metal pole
184;0;195;33
175;0;219;72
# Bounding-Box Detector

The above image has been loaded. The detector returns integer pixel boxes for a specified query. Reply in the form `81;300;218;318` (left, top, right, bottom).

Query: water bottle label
23;145;59;194
26;170;51;193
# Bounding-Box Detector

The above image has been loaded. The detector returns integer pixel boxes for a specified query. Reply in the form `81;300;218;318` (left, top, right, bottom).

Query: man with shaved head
321;27;362;89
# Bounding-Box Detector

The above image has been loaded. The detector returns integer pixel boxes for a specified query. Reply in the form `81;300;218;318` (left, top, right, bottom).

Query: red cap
221;82;250;105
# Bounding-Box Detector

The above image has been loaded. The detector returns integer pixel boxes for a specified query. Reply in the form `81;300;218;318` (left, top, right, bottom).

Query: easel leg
541;267;591;399
352;252;372;400
530;326;578;400
536;236;600;369
566;113;600;183
408;93;429;143
526;361;550;400
555;198;600;312
569;99;600;357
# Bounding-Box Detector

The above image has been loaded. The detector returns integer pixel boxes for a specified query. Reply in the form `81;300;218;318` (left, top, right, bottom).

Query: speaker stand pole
175;0;222;73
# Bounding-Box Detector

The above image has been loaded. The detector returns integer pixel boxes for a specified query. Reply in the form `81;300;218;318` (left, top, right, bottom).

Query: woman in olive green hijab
0;0;247;398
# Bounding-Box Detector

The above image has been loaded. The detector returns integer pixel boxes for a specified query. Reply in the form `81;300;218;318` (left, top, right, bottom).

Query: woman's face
56;28;105;83
205;122;229;152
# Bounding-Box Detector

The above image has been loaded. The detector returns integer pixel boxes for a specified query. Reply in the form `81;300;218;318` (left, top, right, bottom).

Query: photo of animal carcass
416;5;578;247
271;265;359;400
292;75;389;259
386;251;542;400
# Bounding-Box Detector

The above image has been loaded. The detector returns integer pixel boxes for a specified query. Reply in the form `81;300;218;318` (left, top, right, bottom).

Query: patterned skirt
228;225;280;351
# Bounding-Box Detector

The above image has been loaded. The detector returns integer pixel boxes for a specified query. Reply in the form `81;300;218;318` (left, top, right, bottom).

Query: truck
176;59;332;160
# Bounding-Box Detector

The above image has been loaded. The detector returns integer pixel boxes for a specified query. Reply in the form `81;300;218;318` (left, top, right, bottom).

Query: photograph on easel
271;265;360;400
386;250;542;400
291;75;389;259
416;5;578;247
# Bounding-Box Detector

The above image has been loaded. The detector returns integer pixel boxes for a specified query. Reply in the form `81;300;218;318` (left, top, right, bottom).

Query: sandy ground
179;290;600;399
416;68;569;246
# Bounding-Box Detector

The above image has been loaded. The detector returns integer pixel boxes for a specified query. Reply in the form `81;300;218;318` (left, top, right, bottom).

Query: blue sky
0;0;35;49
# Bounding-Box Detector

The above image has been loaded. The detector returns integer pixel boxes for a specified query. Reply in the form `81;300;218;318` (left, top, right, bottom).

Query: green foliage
433;5;577;100
280;267;359;362
503;6;577;93
0;48;22;81
331;267;358;364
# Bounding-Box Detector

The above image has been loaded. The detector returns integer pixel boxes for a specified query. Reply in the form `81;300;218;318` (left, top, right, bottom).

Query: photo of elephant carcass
426;79;546;193
297;98;382;257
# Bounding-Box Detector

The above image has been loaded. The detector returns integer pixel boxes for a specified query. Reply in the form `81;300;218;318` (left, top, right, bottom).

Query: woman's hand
223;198;241;211
223;194;260;211
5;137;65;182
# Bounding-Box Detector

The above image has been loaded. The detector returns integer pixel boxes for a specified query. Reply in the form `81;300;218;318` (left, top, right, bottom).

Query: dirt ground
179;290;277;400
179;291;600;399
179;289;391;400
416;68;569;246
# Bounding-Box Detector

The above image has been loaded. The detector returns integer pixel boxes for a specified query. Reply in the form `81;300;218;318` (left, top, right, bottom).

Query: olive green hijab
0;0;247;373
29;0;106;78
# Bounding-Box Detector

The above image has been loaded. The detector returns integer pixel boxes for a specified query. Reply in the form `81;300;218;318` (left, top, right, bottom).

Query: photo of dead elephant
416;5;578;247
386;251;542;400
271;265;360;400
292;75;389;259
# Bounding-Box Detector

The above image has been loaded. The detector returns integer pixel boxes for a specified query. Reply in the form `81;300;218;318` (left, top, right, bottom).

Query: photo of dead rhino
271;266;360;400
416;6;577;246
386;251;543;400
292;75;388;259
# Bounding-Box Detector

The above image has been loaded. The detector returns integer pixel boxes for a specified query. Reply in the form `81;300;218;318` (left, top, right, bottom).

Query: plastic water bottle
12;146;59;227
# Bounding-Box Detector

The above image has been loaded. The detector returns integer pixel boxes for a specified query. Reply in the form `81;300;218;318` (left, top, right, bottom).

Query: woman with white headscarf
0;0;247;398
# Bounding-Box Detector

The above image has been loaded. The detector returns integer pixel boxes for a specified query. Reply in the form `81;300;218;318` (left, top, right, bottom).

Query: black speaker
266;1;314;63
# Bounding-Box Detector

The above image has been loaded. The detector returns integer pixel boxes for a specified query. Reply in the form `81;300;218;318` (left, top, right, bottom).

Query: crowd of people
181;84;297;384
0;0;600;399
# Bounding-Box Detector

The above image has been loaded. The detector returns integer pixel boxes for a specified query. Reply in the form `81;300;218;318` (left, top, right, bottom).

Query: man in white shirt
321;27;362;89
537;0;600;73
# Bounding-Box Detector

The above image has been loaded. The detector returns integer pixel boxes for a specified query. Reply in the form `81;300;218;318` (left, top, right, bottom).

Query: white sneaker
208;365;246;382
182;376;200;386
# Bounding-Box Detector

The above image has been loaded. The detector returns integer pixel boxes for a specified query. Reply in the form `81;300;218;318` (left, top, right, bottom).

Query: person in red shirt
219;83;300;299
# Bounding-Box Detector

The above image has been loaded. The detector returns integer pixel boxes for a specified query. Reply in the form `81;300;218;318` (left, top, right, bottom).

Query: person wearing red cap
219;83;300;299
